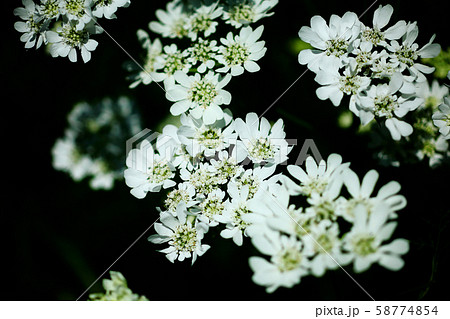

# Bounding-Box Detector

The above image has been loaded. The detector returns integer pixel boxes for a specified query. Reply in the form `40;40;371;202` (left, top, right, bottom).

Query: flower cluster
298;4;441;141
88;271;148;301
246;154;409;292
52;96;142;189
125;110;291;263
13;0;130;62
366;72;450;168
128;0;278;122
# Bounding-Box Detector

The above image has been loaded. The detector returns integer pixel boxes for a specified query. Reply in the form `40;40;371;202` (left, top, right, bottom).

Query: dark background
2;0;449;300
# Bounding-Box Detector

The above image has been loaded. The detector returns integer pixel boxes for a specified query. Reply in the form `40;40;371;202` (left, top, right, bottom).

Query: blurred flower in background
52;96;142;190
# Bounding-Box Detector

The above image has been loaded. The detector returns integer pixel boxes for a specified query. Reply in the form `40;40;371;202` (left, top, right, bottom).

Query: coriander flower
124;140;176;199
14;0;48;49
216;25;267;76
46;21;99;63
149;1;189;39
187;3;223;41
164;182;197;215
282;153;348;197
59;0;93;31
314;59;370;107
234;112;290;165
129;30;163;88
222;0;278;28
216;184;252;246
180;162;220;195
151;44;191;88
415;80;449;111
38;0;62;20
230;164;280;200
302;221;352;277
343;205;409;273
92;0;130;19
432;97;450;139
148;211;210;264
298;11;360;73
88;271;148;301
177;111;236;157
249;232;309;293
416;135;449;167
197;188;227;226
358;4;407;47
387;22;441;82
186;38;220;73
166;71;232;124
336;168;406;222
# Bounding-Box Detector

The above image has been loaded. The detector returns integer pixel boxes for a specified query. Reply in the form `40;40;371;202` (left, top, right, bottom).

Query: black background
2;0;449;300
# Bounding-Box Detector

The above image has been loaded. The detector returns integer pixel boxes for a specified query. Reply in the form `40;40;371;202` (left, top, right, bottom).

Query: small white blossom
14;0;48;49
432;97;450;139
59;0;93;31
187;3;223;41
249;232;309;293
149;1;189;39
216;25;267;76
166;71;232;124
149;211;210;264
92;0;130;19
186;38;220;73
222;0;278;28
151;44;191;88
124;140;176;199
343;205;409;273
234;112;290;165
298;11;360;73
47;21;99;63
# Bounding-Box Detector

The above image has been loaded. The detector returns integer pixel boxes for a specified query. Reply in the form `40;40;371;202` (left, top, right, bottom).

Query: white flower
88;271;148;301
149;1;189;39
59;0;93;31
166;71;232;124
230;164;280;199
186;38;220;73
38;0;62;20
416;135;449;167
14;0;48;49
47;21;99;63
129;30;163;88
177;111;236;157
148;211;210;264
358;4;407;47
302;221;352;277
282;153;348;197
52;130;94;181
387;22;441;82
209;149;245;184
432;98;450;139
343;205;409;273
89;159;116;190
216;25;267;76
298;11;360;73
222;0;278;28
151;44;191;88
180;162;220;195
216;184;252;246
249;232;309;293
197;188;227;226
164;182;197;214
314;59;370;107
234;112;290;165
187;3;222;41
92;0;130;19
124;140;176;199
415;80;449;111
355;74;423;136
336;168;406;222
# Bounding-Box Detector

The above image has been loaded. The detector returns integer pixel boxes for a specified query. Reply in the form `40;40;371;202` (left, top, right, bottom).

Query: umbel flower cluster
52;96;142;190
128;0;277;125
13;0;130;62
88;271;148;301
368;72;450;167
121;0;409;294
298;4;442;142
